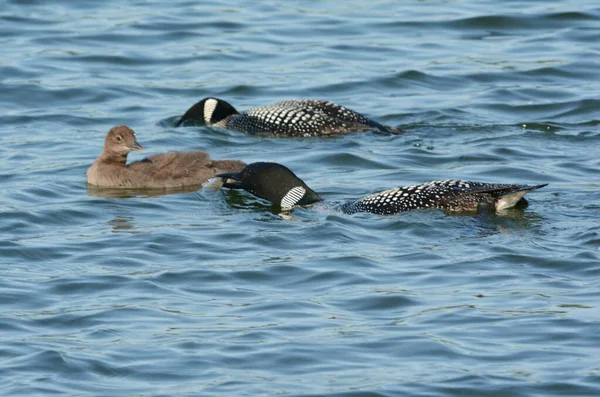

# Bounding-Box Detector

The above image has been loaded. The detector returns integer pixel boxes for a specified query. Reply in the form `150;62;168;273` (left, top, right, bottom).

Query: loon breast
341;180;547;215
221;100;400;136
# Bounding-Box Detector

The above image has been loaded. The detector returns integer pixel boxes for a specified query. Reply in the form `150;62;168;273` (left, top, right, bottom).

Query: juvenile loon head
104;125;144;156
217;162;322;209
176;97;239;126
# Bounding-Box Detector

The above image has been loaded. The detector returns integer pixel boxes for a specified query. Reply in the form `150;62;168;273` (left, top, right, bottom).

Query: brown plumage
87;125;245;189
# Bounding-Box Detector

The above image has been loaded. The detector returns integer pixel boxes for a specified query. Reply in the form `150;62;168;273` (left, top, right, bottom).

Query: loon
176;97;402;136
216;162;547;215
87;125;245;189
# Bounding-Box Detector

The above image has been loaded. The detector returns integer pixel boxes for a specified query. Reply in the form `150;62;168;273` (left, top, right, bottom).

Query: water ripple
2;0;600;396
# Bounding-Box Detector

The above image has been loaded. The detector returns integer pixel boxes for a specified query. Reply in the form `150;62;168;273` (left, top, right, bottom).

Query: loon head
104;125;144;156
217;162;322;210
176;97;239;126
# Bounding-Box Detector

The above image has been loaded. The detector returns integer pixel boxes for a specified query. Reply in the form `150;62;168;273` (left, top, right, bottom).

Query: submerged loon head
217;162;322;209
176;97;239;127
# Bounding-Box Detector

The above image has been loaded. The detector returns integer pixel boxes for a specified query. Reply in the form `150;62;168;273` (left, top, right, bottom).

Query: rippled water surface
2;0;600;396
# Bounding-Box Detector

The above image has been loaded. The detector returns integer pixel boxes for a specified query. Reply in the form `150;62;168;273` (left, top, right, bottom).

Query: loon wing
231;103;370;136
342;181;547;215
274;100;401;134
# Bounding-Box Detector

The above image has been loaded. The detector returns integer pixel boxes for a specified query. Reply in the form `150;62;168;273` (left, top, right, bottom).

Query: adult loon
176;97;402;136
87;125;245;189
216;162;547;215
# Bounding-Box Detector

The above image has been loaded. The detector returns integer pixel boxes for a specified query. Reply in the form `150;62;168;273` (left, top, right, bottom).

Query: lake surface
1;0;600;396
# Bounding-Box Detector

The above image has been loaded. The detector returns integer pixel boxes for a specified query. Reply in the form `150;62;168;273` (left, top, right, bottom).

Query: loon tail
368;120;403;134
495;183;547;211
382;125;404;134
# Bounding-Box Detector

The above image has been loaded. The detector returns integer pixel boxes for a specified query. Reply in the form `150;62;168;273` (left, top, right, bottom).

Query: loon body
217;162;547;215
176;97;401;136
87;126;245;189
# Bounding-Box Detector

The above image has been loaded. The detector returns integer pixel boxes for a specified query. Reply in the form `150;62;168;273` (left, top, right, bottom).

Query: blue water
2;0;600;396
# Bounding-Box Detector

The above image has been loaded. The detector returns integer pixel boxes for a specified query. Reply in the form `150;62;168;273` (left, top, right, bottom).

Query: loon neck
205;98;239;124
177;97;239;126
99;150;129;166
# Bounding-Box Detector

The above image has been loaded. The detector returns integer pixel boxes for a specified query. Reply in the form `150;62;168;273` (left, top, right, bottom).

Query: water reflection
86;177;224;199
86;184;203;198
107;216;137;233
471;210;545;238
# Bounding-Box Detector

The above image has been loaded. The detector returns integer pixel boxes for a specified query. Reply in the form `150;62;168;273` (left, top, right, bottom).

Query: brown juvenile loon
87;125;245;189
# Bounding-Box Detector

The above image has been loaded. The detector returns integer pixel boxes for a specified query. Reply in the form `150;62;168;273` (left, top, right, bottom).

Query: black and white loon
217;162;547;215
176;97;402;136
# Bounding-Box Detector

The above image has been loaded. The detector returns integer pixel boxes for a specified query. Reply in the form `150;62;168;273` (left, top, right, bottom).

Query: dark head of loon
217;162;322;210
217;162;547;215
176;97;239;127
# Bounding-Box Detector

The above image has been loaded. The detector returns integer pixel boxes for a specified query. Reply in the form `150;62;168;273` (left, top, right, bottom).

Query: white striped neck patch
280;186;306;209
203;98;218;124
